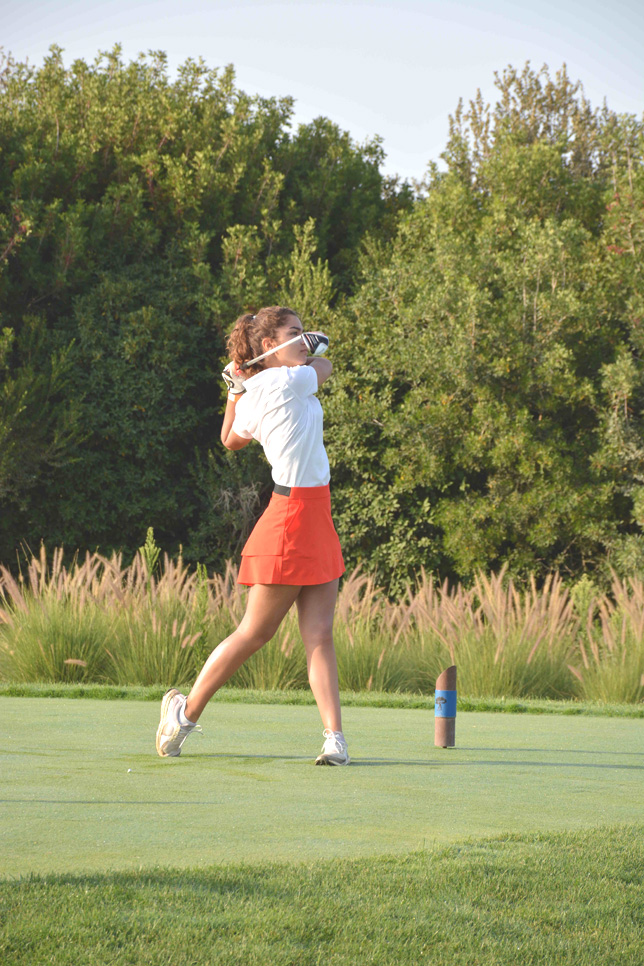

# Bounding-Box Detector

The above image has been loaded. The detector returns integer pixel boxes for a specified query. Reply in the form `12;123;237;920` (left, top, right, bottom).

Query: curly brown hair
227;306;300;376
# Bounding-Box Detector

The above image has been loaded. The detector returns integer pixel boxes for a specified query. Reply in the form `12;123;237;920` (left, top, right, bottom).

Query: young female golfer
156;306;349;764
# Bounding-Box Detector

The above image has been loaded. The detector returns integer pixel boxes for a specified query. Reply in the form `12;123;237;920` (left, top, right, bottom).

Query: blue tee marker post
434;665;457;748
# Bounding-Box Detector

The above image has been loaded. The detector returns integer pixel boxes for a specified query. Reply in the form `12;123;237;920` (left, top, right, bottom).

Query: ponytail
227;313;257;371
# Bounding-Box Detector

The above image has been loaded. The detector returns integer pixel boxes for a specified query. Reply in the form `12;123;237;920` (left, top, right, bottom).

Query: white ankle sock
179;704;196;728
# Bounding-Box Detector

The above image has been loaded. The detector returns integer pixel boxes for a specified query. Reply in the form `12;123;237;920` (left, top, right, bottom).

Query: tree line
1;49;643;592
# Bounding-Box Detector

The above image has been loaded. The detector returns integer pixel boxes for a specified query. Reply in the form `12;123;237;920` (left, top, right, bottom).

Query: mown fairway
2;698;643;877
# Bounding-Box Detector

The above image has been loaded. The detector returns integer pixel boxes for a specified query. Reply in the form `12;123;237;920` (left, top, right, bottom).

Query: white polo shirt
231;365;330;487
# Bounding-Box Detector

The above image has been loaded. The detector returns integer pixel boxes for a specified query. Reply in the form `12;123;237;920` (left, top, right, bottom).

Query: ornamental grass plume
0;546;114;683
387;565;578;699
0;545;217;686
573;573;644;704
1;545;643;703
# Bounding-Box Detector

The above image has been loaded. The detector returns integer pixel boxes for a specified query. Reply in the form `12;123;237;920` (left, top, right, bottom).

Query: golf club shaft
241;334;303;370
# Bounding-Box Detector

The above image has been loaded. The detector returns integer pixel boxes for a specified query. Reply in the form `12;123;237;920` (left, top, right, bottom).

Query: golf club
241;332;329;370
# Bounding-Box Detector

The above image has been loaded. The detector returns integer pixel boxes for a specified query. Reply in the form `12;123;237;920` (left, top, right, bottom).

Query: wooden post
434;665;457;748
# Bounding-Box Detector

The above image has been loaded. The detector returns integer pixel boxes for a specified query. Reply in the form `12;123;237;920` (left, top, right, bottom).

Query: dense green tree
325;65;644;591
0;46;397;564
275;118;413;291
591;112;644;574
0;317;83;557
2;51;643;593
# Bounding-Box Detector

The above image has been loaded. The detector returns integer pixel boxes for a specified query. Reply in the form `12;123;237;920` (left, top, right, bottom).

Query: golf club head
302;332;329;356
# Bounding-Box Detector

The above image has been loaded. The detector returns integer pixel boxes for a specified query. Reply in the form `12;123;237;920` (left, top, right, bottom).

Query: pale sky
2;0;643;183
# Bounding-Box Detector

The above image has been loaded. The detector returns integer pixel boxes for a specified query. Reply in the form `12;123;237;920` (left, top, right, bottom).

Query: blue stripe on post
434;689;457;718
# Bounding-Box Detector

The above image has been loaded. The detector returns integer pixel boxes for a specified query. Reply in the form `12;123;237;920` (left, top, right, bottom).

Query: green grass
3;698;644;877
1;681;643;716
3;697;644;964
2;826;642;965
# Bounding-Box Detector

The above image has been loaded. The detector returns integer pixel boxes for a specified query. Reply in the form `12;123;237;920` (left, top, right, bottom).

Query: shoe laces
322;728;346;751
176;721;203;739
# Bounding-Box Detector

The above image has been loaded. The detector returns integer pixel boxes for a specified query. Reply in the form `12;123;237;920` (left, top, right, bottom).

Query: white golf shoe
156;688;202;757
315;729;350;765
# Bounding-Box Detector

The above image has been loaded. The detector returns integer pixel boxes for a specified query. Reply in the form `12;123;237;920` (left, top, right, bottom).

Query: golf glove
222;361;246;395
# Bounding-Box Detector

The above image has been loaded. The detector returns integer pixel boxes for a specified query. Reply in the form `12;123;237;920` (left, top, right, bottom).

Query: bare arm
307;357;333;387
221;394;253;450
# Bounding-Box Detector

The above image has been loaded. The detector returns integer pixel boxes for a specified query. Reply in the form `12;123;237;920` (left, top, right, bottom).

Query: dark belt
273;484;291;496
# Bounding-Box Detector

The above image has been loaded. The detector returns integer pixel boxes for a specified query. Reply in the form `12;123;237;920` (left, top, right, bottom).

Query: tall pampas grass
0;546;114;683
572;574;644;703
1;544;643;703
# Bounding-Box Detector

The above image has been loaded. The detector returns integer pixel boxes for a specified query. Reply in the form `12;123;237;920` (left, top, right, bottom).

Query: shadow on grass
458;747;644;756
191;753;437;767
440;759;644;771
0;799;228;805
2;866;308;893
189;751;644;770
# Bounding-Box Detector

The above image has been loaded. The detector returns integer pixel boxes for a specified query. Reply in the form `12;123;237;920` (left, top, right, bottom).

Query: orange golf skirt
238;483;345;586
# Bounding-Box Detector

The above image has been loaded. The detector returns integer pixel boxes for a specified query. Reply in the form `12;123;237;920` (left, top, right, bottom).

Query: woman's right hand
221;361;247;395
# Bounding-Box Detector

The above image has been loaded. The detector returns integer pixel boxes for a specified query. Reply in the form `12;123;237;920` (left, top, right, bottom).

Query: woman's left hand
222;361;247;394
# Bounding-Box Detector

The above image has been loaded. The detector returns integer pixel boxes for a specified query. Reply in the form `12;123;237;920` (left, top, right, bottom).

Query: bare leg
297;579;342;733
185;583;301;721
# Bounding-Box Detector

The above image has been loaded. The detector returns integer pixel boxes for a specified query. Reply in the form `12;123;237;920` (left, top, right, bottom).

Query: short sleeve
284;365;319;398
231;421;253;440
231;398;254;439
